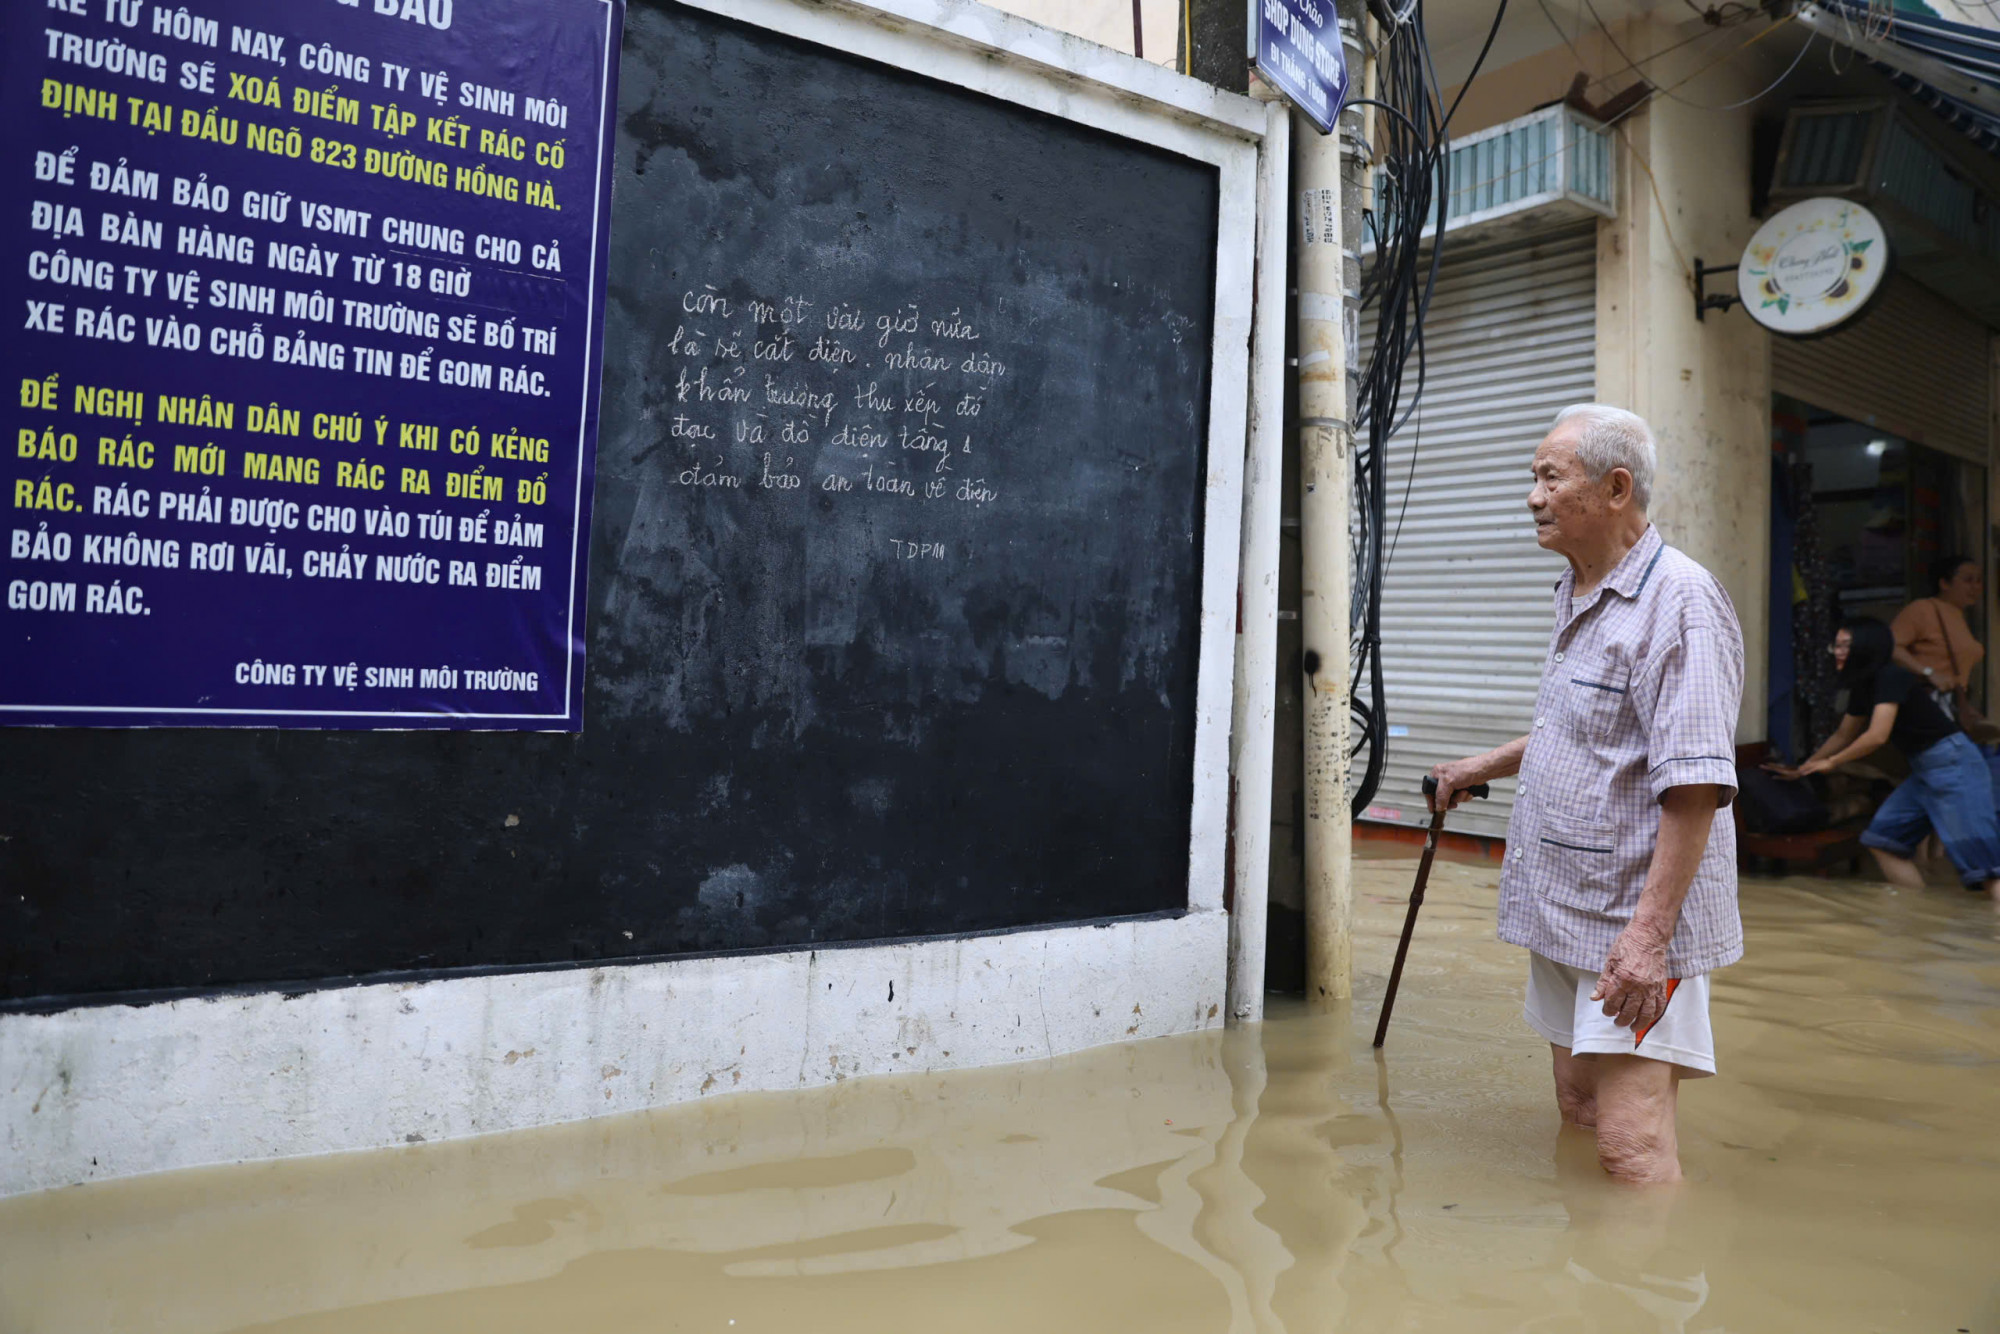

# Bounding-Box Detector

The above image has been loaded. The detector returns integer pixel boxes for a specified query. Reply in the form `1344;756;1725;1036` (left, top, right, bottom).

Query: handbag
1736;763;1830;835
1932;601;2000;745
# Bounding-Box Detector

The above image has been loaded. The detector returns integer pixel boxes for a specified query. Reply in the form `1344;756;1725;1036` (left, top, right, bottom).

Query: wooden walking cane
1373;774;1488;1048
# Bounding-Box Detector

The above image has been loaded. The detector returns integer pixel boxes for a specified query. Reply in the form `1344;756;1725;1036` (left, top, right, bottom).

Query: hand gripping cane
1372;774;1489;1049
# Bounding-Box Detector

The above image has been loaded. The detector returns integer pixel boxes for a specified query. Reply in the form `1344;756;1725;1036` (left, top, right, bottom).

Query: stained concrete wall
0;912;1227;1199
989;0;1181;64
1600;147;1776;740
1;977;1244;1332
1592;19;1777;743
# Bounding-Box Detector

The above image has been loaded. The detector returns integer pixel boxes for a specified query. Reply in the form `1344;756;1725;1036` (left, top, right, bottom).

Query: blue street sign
1251;0;1349;134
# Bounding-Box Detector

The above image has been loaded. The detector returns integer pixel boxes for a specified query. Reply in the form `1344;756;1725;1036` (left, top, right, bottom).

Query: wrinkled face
1831;628;1852;671
1527;428;1617;555
1940;561;1984;610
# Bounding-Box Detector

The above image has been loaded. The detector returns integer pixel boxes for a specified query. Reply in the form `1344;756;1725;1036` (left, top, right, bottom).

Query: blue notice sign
1252;0;1349;134
2;0;622;729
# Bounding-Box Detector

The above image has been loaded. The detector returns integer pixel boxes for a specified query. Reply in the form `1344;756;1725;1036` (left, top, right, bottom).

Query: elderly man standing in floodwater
1428;404;1744;1186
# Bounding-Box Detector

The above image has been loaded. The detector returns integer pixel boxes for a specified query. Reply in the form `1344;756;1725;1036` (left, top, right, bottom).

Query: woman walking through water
1890;554;1986;705
1773;619;2000;904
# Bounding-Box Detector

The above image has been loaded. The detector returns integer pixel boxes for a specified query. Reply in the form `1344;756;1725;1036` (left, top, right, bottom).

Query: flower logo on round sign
1737;199;1889;336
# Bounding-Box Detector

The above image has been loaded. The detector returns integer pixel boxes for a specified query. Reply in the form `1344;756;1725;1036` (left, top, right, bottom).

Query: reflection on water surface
4;861;1997;1333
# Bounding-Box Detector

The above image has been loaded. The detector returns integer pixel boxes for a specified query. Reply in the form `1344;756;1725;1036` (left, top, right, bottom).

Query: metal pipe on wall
1298;4;1367;1008
1227;98;1291;1027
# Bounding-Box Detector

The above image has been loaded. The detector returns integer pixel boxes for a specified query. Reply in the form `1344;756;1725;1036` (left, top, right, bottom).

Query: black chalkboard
0;0;1221;1005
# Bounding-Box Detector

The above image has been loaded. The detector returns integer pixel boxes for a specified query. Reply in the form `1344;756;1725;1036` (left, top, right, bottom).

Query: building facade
1359;1;2000;838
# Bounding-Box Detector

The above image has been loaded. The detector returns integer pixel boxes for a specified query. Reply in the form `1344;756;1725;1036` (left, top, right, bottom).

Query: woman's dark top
1845;664;1961;758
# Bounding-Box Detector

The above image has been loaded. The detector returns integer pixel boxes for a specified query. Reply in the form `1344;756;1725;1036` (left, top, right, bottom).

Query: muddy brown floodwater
4;860;1998;1334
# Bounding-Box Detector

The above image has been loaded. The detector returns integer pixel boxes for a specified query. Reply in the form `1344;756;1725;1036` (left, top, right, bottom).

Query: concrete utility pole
1297;0;1368;1008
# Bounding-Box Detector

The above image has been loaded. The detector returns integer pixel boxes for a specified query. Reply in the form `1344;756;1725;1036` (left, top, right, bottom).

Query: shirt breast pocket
1535;811;1619;912
1562;659;1630;742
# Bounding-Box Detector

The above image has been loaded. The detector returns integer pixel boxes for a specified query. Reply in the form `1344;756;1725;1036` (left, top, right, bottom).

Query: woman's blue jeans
1861;732;2000;886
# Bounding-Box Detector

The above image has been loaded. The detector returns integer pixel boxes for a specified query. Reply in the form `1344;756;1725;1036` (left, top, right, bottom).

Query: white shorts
1523;951;1717;1077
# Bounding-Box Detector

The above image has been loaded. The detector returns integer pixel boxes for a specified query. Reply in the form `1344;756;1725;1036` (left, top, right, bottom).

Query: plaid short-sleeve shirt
1497;525;1745;977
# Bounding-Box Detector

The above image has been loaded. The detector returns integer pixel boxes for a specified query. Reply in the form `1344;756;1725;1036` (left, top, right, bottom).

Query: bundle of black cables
1345;0;1508;818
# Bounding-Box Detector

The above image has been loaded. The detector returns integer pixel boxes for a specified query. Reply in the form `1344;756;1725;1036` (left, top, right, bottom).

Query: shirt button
1513;849;1524;861
1535;717;1545;728
1554;652;1565;663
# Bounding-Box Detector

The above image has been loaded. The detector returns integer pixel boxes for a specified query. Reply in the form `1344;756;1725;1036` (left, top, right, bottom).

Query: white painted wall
2;912;1227;1198
3;1019;1244;1334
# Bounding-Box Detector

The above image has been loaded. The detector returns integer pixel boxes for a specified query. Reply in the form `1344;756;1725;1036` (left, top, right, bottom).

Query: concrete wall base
0;911;1226;1198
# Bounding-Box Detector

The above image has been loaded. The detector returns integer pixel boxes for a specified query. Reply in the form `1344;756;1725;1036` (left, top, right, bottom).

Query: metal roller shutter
1771;275;1989;463
1361;227;1594;839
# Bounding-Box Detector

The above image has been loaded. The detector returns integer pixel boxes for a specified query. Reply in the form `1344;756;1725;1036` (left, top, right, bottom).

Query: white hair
1553;404;1655;511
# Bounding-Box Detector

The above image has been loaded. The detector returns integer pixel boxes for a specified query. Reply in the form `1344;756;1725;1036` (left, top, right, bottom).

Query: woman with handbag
1889;554;1998;743
1771;618;2000;903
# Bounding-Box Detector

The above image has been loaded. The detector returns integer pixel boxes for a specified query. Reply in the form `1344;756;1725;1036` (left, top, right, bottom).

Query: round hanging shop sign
1737;199;1889;336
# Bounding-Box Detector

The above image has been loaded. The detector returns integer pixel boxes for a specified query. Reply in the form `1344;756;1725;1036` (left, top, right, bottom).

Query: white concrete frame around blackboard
0;0;1273;1197
673;0;1268;920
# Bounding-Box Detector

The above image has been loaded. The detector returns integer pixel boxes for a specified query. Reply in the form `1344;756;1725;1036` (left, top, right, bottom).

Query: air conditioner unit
1769;98;2000;325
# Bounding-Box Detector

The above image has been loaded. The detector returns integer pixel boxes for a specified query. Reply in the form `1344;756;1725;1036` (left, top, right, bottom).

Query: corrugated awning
1800;1;2000;152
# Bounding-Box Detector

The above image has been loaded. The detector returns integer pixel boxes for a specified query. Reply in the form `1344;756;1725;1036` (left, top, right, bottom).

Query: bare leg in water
1552;1044;1597;1128
1869;847;1928;891
1871;847;2000;906
1551;1045;1683;1184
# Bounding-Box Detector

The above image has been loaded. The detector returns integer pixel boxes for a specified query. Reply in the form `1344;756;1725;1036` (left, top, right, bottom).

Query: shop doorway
1771;394;1988;760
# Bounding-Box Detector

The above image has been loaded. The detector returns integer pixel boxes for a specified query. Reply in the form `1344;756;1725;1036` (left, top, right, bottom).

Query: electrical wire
1694;27;1816;111
1586;0;1802;115
1535;0;1592;71
1442;0;1513;129
1344;0;1509;818
1601;12;1803;121
1533;0;1746;96
1535;0;1766;107
1579;0;1675;97
1588;18;1746;90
